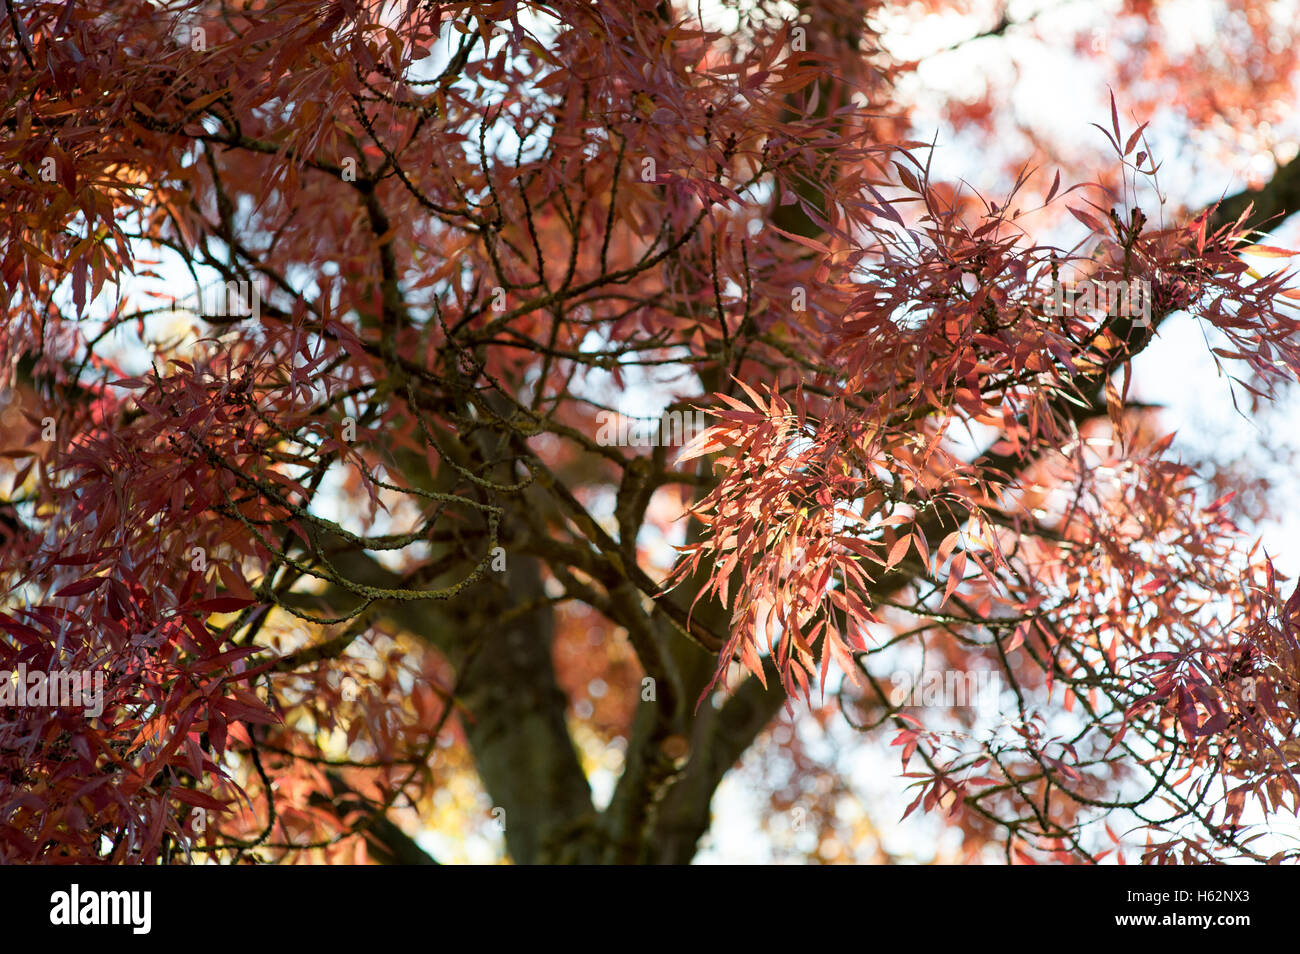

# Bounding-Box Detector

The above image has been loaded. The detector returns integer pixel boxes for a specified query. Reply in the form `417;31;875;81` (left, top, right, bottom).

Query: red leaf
55;576;109;597
194;596;255;613
1067;205;1104;232
886;535;910;570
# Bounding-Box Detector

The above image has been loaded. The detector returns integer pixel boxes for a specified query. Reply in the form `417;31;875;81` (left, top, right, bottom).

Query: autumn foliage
2;0;1300;864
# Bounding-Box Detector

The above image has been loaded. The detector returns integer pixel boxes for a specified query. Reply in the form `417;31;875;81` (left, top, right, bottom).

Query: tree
2;0;1299;865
